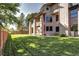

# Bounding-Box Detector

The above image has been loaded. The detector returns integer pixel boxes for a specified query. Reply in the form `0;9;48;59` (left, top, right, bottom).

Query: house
29;3;79;36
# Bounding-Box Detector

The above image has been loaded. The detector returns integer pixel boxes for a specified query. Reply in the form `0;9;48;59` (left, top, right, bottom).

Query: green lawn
3;34;79;56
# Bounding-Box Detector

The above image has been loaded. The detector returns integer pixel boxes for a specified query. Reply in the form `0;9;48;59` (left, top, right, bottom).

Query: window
32;28;33;33
46;26;49;31
45;16;52;22
70;9;77;17
56;15;59;21
46;16;49;22
46;7;49;10
50;17;52;22
56;26;59;32
46;26;53;31
50;26;53;31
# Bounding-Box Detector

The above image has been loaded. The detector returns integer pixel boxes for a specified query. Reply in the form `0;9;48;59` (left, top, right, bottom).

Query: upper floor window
56;26;59;32
70;9;77;17
45;16;52;22
56;15;59;21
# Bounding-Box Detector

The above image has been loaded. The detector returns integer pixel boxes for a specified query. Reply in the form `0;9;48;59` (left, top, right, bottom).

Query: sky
10;3;44;30
17;3;44;17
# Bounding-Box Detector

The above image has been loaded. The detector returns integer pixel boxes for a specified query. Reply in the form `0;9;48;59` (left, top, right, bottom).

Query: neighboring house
29;3;79;36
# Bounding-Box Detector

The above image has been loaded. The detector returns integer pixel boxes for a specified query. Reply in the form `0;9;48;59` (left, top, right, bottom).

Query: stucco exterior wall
45;14;60;35
59;3;69;35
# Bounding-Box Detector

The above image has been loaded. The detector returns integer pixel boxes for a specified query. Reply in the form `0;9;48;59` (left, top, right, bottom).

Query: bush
3;34;14;56
60;34;66;37
53;33;59;36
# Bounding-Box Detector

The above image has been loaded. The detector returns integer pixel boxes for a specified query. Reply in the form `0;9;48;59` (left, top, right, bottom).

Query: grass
11;34;31;38
3;34;79;56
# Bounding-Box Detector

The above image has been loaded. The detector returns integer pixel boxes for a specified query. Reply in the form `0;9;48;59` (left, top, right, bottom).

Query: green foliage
3;34;18;56
3;34;13;55
26;13;39;25
25;13;39;29
26;13;38;21
0;3;20;28
71;24;78;31
17;13;25;32
60;34;67;37
53;33;59;36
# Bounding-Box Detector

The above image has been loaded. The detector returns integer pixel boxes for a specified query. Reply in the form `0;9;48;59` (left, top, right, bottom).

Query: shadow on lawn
3;36;79;56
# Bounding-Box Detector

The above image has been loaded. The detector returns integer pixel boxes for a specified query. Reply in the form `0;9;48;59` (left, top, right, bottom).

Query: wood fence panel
0;31;8;49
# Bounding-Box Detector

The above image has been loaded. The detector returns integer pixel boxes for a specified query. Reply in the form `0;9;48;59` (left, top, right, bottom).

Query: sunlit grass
3;34;79;56
11;34;30;38
17;49;25;53
29;43;37;48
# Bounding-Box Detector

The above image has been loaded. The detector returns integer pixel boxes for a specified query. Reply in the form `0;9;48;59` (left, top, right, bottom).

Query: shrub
60;34;66;37
3;34;14;56
53;33;59;36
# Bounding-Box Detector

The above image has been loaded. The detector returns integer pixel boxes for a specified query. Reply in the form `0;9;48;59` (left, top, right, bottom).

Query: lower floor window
50;26;53;31
46;26;53;31
56;26;59;32
46;26;49;31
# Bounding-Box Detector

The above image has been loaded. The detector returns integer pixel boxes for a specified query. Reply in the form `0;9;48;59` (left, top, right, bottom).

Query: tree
26;13;39;34
71;24;78;31
17;13;25;33
0;3;20;29
26;13;38;21
71;24;78;36
0;3;20;55
26;13;39;26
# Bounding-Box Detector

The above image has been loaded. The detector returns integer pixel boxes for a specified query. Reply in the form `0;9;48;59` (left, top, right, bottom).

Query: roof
40;3;56;11
34;3;57;19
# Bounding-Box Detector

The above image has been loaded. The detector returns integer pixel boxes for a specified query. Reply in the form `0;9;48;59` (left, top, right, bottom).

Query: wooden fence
0;31;8;51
